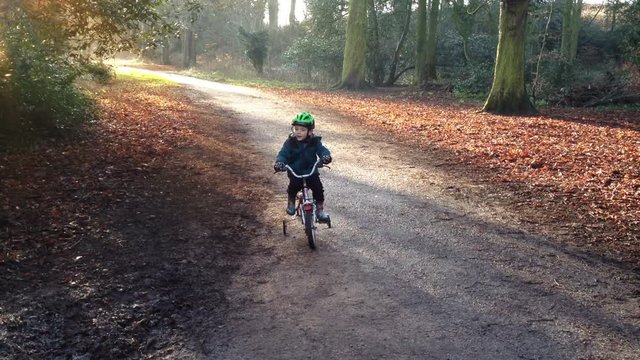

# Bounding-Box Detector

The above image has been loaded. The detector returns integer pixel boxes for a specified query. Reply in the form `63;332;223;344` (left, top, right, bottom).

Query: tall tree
268;0;279;28
386;0;412;85
450;0;485;65
254;0;267;29
561;0;583;68
482;0;537;114
415;0;428;85
290;0;297;24
336;0;368;89
182;28;196;67
425;0;441;80
368;0;384;85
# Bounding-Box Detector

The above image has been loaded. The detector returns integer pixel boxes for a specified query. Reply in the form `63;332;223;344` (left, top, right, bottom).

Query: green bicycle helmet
291;112;315;129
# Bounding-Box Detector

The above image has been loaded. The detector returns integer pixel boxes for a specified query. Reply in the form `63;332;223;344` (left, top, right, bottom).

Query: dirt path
2;69;639;359
117;69;640;359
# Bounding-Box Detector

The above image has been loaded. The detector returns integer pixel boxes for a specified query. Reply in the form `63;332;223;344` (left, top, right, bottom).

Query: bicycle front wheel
303;211;316;249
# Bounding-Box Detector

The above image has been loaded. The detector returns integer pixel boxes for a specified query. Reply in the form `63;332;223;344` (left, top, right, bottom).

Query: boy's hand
274;162;286;172
321;155;332;164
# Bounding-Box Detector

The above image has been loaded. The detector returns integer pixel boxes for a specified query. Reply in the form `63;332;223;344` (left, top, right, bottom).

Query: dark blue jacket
276;135;331;175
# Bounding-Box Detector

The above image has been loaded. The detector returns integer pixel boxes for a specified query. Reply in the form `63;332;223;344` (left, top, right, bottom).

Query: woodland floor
269;87;640;266
0;75;639;358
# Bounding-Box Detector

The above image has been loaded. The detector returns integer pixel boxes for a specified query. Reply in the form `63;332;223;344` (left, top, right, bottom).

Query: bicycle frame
280;159;330;249
285;159;322;226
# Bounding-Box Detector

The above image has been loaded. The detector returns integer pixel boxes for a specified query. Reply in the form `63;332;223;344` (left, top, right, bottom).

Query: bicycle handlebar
282;159;323;178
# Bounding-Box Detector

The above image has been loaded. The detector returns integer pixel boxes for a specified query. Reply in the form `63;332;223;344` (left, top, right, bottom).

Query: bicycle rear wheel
303;211;316;249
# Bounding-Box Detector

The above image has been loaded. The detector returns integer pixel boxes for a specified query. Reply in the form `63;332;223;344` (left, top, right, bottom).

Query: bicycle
277;159;331;249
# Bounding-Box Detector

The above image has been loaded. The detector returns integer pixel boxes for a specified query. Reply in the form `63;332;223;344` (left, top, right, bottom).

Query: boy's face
292;125;310;141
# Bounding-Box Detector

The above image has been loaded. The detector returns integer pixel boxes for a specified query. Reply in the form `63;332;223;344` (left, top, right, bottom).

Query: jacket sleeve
316;139;331;158
275;139;290;163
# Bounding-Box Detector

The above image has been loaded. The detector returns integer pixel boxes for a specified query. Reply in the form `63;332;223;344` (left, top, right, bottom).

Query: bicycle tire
303;211;316;249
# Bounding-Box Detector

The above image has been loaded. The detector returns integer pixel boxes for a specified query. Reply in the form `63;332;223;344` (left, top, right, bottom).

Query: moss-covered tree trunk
336;0;368;89
425;0;440;80
482;0;537;115
415;0;427;86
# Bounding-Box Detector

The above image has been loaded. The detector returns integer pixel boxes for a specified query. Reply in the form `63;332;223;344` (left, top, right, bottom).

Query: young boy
274;112;332;222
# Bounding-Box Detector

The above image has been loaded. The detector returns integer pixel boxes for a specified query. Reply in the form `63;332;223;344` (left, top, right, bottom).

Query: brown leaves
0;80;196;265
272;88;640;251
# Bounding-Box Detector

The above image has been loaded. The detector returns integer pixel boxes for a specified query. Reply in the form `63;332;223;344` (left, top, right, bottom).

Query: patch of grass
115;69;177;86
228;78;317;90
175;69;318;90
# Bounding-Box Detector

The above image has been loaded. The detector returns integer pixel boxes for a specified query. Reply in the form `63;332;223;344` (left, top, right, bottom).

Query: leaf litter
271;88;640;264
0;79;268;358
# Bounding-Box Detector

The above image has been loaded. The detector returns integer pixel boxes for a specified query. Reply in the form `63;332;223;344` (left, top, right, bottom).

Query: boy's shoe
316;202;330;223
286;197;296;215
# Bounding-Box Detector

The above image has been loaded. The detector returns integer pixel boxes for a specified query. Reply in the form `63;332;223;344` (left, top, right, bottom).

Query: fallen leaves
271;88;640;255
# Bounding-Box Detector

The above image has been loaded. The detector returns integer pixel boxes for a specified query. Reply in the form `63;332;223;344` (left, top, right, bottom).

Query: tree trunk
335;0;368;89
386;0;412;86
569;0;582;63
425;0;440;80
561;0;582;68
254;0;267;30
482;0;537;115
368;0;383;86
182;29;195;68
189;31;196;67
268;0;278;28
290;0;296;25
415;0;428;86
162;38;170;65
532;1;554;102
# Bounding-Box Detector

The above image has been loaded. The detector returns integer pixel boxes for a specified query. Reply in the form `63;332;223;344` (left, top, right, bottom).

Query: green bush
451;62;494;99
83;62;115;84
283;34;344;83
619;1;640;65
1;10;95;140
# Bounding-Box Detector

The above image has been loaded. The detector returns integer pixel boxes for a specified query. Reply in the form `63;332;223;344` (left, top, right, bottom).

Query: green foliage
306;0;348;38
618;0;640;65
283;33;344;82
84;63;116;85
32;0;165;58
451;62;495;99
1;10;95;140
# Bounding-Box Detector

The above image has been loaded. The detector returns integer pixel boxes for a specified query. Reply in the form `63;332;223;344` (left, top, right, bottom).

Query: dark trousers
287;173;325;203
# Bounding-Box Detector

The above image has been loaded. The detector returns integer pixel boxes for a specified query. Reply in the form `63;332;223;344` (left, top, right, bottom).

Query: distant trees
386;0;412;86
3;0;637;136
415;0;428;86
425;0;441;81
